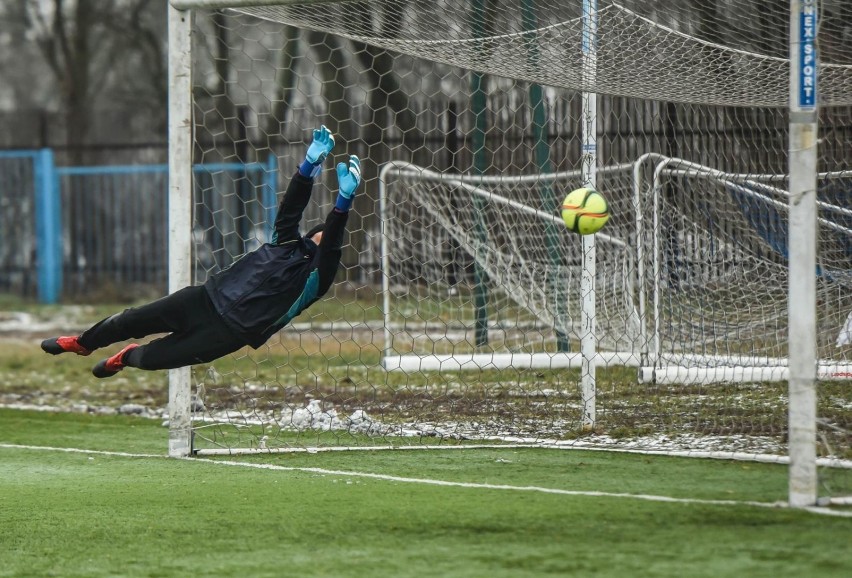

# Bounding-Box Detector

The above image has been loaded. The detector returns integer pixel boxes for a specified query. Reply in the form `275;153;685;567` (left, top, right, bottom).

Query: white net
380;162;641;369
645;162;852;384
179;0;851;497
236;1;852;107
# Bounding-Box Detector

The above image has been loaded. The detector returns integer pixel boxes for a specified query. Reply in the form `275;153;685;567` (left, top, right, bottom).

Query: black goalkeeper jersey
203;172;348;348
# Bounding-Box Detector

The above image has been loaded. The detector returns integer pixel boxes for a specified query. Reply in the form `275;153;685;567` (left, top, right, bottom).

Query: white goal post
167;3;194;459
787;0;818;509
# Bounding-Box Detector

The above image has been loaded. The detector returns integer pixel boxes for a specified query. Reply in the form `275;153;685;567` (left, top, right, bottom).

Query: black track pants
77;286;246;371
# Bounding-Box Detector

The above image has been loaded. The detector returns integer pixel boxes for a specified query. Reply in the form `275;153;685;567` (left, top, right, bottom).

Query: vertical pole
445;103;463;293
378;163;393;366
580;0;598;429
235;107;251;254
471;0;489;348
788;0;818;508
34;148;61;304
264;152;278;242
168;4;194;458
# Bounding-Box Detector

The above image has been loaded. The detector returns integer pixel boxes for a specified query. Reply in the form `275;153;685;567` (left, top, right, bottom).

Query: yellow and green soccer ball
561;187;610;235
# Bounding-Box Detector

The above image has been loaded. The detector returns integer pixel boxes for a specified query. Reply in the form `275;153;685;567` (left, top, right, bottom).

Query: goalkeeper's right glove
298;125;335;178
334;155;361;212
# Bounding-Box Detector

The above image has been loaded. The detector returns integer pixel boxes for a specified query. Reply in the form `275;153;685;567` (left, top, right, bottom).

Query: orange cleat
92;344;140;379
41;336;92;356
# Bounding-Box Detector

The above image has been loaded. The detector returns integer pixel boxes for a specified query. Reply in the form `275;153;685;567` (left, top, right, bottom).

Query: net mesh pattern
183;1;851;482
383;165;640;358
649;168;852;366
236;0;852;107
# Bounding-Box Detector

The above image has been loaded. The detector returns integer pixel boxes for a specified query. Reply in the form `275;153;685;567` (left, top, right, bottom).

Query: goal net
168;0;851;504
638;159;852;386
379;162;641;372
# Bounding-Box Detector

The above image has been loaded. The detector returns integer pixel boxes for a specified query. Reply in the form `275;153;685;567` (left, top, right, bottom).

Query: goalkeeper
41;125;361;378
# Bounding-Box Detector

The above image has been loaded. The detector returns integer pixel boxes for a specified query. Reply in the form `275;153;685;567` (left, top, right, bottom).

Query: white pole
580;0;598;430
378;163;394;367
167;4;194;458
788;0;818;507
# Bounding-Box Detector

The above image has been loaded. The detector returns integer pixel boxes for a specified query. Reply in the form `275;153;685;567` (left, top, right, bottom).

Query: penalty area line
3;442;849;518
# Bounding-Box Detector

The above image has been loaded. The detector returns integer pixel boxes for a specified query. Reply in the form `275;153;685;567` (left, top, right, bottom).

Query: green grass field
2;409;851;578
2;296;851;576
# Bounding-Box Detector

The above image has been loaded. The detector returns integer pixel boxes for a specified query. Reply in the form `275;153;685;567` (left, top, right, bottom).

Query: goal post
580;0;599;429
165;0;851;507
630;155;852;387
167;2;193;458
788;0;818;508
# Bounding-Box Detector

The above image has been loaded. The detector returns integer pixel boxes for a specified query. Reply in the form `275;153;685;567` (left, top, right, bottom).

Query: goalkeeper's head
306;223;324;245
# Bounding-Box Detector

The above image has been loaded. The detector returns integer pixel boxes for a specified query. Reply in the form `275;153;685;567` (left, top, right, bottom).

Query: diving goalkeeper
41;125;362;378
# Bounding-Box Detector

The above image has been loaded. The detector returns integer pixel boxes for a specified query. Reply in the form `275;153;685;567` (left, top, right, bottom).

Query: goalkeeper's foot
92;343;139;378
41;336;91;356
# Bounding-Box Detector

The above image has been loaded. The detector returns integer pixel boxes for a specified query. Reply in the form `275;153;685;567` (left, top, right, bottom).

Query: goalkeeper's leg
79;286;206;351
92;322;244;378
124;325;244;371
42;286;209;356
88;286;244;377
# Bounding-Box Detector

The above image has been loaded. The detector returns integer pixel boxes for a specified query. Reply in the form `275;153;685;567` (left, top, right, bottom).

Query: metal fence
0;150;277;303
0;150;51;301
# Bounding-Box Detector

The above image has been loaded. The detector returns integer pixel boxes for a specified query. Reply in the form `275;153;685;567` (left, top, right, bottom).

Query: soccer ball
561;187;610;235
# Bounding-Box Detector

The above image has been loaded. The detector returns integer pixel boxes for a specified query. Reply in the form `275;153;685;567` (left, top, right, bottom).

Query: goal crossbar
170;0;339;9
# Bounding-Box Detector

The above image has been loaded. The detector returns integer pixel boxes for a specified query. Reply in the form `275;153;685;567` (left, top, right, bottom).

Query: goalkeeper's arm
271;126;336;244
315;155;361;296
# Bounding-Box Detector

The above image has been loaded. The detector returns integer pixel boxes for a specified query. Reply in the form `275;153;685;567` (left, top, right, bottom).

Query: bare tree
5;0;168;292
350;2;421;156
270;25;301;130
5;0;166;158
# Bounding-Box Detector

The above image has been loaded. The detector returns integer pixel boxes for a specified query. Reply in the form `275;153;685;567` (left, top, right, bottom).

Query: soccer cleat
41;336;92;356
92;343;140;379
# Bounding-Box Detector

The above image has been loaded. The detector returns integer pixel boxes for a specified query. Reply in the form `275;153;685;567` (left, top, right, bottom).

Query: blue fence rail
0;149;278;303
0;150;55;302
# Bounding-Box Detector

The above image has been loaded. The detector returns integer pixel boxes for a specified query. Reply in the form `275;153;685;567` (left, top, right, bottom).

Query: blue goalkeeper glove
298;125;335;178
335;155;361;212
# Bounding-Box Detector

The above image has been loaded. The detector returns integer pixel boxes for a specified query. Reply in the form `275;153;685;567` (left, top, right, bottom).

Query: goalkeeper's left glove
298;125;335;178
335;155;361;212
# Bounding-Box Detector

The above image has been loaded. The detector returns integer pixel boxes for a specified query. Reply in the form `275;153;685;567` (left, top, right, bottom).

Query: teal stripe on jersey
272;269;320;329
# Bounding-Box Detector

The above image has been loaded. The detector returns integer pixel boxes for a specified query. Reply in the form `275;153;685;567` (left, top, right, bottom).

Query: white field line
192;443;852;470
3;443;852;518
